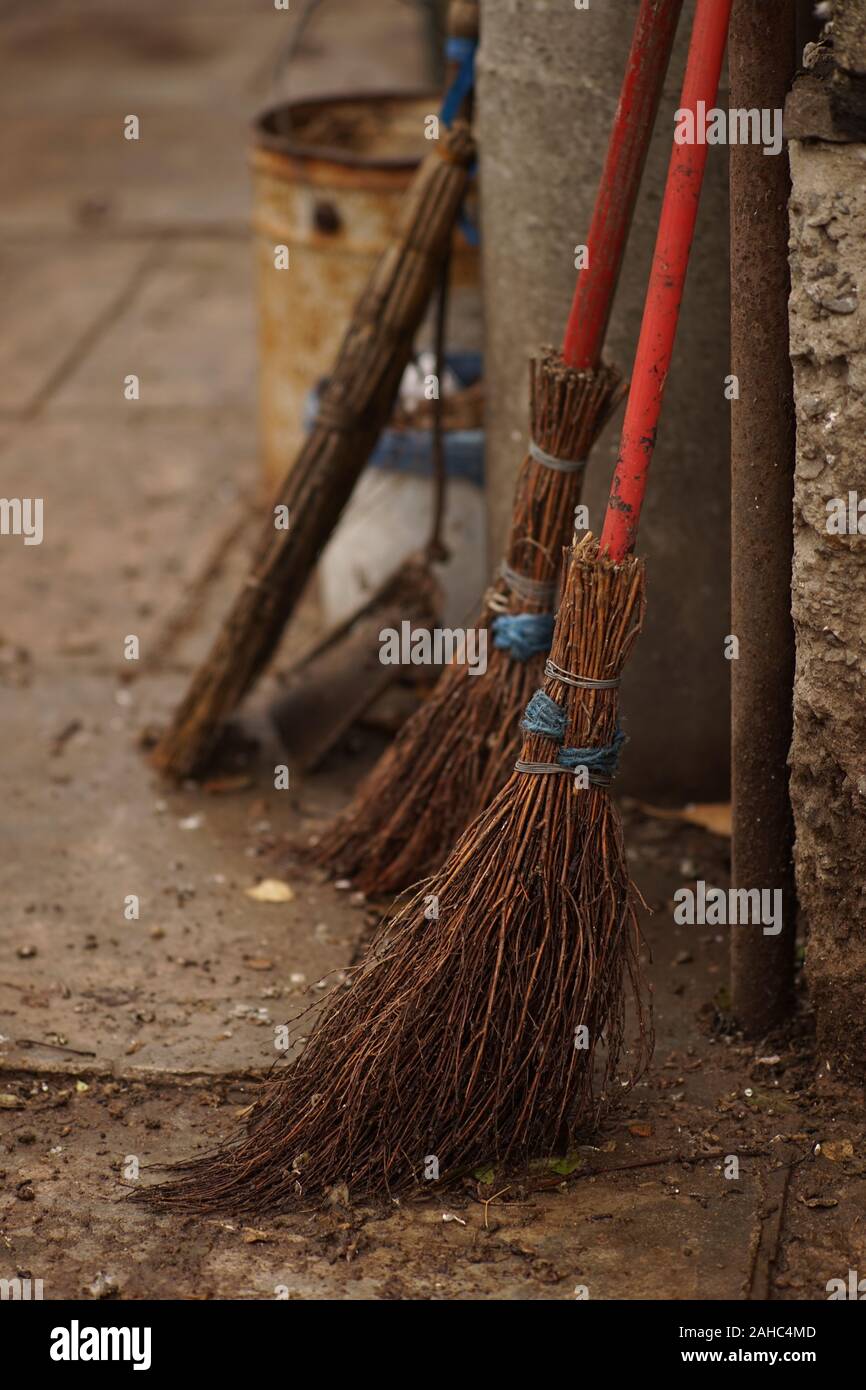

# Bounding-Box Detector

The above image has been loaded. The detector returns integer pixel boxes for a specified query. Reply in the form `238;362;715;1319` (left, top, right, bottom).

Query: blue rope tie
558;728;626;781
491;612;555;662
440;37;480;246
518;689;625;783
521;689;567;740
440;38;477;126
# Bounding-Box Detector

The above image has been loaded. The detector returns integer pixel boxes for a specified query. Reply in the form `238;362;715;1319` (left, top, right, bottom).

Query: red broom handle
599;0;732;561
561;0;683;371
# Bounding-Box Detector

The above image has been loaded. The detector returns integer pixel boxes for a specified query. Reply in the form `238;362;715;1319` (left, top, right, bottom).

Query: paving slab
0;110;254;238
0;411;258;668
1;2;297;115
46;240;257;413
0;0;427;117
0;240;152;414
0;0;428;238
0;1076;770;1301
0;671;365;1081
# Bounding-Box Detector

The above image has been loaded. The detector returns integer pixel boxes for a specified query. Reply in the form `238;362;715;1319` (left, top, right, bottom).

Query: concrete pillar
786;36;866;1075
477;0;730;798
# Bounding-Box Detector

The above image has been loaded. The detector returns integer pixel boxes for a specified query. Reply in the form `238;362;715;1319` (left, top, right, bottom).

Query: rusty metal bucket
250;91;481;490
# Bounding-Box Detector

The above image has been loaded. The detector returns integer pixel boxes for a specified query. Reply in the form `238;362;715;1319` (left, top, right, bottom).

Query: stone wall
787;37;866;1072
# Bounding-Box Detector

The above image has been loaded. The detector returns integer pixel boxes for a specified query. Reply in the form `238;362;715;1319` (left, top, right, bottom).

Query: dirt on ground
1;0;864;1302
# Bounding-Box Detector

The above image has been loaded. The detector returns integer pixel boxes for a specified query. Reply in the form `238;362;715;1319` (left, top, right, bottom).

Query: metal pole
729;0;797;1033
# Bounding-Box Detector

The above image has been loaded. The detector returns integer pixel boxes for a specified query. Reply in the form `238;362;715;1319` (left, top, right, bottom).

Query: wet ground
1;0;864;1302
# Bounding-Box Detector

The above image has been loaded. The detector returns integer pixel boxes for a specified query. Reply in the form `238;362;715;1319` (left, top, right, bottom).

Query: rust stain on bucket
250;91;480;491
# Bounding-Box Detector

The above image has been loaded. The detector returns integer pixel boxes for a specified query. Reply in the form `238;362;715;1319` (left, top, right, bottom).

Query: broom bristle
309;352;625;895
134;535;649;1215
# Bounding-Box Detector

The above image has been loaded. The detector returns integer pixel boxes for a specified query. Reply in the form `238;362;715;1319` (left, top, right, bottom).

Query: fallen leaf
74;1081;89;1093
744;1086;796;1114
820;1140;854;1162
637;800;732;837
549;1152;584;1176
629;1122;654;1138
243;957;274;972
245;879;294;904
242;1228;271;1244
0;1093;24;1110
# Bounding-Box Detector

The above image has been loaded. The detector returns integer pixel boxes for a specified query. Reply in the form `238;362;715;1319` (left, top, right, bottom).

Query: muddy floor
1;0;864;1302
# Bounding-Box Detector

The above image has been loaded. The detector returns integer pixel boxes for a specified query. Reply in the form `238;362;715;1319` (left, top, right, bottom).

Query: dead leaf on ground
820;1140;854;1162
636;800;732;837
245;879;294;904
548;1152;584;1175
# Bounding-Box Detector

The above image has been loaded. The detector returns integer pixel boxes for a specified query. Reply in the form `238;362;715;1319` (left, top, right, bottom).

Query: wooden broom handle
561;0;683;371
447;1;478;41
600;0;733;562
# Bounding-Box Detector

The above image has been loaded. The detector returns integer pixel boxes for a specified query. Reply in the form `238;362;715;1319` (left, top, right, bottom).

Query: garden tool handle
562;0;683;371
600;0;733;562
447;1;479;41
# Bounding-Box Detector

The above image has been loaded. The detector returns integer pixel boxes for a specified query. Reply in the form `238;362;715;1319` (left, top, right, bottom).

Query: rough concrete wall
788;124;866;1073
476;0;731;799
834;0;866;73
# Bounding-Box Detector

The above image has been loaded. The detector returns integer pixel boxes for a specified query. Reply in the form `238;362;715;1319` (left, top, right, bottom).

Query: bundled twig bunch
311;352;624;893
135;534;648;1214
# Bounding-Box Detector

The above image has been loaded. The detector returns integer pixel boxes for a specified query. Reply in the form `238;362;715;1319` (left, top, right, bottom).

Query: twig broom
312;0;683;895
150;8;478;781
135;0;730;1214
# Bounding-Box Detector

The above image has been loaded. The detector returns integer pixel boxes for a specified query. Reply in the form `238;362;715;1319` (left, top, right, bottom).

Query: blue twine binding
521;689;567;740
457;205;480;248
440;37;480;246
492;612;555;662
440;38;477;126
519;689;625;781
557;727;626;781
